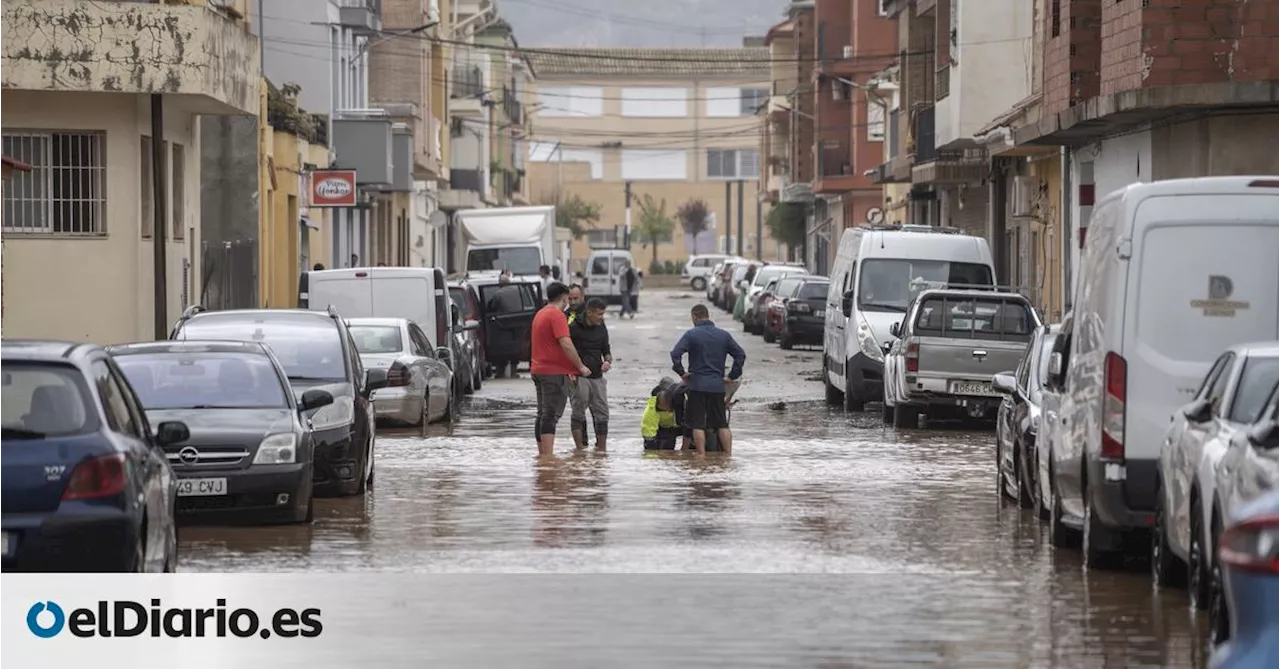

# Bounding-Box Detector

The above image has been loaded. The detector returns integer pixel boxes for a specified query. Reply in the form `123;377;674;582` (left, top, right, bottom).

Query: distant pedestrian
568;298;612;451
530;282;592;456
620;262;638;319
670;304;746;455
538;265;553;302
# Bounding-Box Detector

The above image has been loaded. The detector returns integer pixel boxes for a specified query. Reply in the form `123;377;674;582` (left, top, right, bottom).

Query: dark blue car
1;340;190;572
1210;487;1279;669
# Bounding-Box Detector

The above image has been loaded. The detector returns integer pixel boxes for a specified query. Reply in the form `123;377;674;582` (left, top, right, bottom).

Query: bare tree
676;198;711;254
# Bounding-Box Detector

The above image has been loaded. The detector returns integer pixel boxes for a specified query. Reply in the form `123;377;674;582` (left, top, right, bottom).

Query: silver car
1153;342;1278;608
347;317;455;426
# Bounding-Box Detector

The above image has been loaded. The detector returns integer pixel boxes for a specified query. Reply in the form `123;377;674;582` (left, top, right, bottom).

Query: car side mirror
463;319;479;331
155;421;190;447
992;372;1017;395
364;368;389;394
299;388;334;412
889;322;901;338
1182;398;1213;424
1247;420;1277;449
840;290;853;318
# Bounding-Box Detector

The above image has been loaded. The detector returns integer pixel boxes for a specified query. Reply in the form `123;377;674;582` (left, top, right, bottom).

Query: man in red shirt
530;282;591;456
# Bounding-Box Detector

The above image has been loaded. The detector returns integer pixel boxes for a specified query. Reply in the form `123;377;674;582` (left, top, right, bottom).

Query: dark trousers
532;374;570;438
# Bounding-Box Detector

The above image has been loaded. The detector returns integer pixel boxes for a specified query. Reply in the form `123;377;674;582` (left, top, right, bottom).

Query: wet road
179;290;1212;667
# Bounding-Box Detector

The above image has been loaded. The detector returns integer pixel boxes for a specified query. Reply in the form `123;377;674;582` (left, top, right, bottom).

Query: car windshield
753;267;799;287
467;247;541;275
859;259;994;312
798;281;829;299
1230;356;1280;423
178;317;347;382
775;277;804;297
114;352;289;410
348;325;405;355
1;362;98;438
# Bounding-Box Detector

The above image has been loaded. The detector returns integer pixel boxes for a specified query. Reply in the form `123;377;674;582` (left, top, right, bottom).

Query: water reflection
532;453;610;549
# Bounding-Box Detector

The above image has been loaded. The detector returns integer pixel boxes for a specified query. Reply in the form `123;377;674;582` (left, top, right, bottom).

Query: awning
300;216;320;230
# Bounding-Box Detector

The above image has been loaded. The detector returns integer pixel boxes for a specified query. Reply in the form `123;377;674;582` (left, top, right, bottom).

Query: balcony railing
450;65;484;99
888;109;899;159
913;105;936;163
502;86;523;124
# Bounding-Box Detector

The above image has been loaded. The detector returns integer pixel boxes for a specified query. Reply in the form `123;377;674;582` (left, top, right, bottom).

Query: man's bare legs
716;427;732;455
691;429;707;455
537;434;556;457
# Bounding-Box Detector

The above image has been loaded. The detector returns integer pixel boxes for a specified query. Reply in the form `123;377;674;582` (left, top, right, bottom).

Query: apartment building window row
621;149;687;181
620;87;688;117
537;86;604;117
705;87;769;117
707;148;759;179
2;130;106;235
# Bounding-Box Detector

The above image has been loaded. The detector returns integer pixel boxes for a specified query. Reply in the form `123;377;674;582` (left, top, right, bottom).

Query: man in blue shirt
670;304;746;455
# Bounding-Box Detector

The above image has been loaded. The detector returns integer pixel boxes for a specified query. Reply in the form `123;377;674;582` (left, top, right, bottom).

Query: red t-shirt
530;305;578;376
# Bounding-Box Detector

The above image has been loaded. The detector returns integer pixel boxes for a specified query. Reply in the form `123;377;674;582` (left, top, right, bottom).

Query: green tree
538;191;601;240
634;194;676;267
676;198;711;253
766;202;807;257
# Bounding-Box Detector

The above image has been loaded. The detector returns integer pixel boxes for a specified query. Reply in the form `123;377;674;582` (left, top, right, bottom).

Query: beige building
1;0;259;344
524;47;784;273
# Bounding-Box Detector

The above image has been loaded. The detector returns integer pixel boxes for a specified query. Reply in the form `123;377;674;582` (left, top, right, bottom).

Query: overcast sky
497;0;784;48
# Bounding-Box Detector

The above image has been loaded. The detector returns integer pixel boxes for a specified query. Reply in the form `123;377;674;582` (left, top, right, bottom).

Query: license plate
815;310;825;317
952;381;996;396
176;478;227;497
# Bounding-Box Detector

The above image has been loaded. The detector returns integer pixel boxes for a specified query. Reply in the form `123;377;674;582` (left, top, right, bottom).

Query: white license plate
952;381;995;396
176;478;227;497
814;310;825;317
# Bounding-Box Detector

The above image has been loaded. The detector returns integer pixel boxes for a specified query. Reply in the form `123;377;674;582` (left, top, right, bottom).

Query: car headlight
252;433;297;465
309;395;355;431
857;319;884;362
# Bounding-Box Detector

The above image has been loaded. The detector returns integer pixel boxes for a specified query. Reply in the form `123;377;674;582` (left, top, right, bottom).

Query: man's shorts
683;390;728;431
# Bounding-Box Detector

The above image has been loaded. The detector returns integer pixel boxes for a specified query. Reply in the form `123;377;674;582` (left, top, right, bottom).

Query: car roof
109;340;271;356
346;317;410;327
1231;342;1280;358
185;309;336;325
1;339;99;362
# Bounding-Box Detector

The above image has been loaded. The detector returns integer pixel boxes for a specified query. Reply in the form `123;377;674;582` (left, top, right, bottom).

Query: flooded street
178;290;1210;667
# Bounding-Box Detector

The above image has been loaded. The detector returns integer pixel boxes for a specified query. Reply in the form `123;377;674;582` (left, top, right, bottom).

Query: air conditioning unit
1012;176;1039;218
842;45;854;59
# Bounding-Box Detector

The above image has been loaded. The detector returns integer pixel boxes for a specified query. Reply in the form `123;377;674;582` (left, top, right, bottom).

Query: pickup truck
883;288;1040;428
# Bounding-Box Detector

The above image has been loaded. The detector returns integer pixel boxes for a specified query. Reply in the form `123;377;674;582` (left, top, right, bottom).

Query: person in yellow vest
642;377;686;451
565;284;585;325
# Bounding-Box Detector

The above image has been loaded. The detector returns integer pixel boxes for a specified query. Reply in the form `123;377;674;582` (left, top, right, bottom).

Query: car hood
860;310;903;350
146;408;296;442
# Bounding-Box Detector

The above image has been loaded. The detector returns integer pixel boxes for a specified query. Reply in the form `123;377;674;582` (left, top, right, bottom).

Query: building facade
1;0;259;343
524;46;783;273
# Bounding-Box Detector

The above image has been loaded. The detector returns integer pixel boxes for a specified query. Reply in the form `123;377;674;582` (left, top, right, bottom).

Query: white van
1048;176;1279;565
822;225;995;411
299;267;454;356
584;249;637;304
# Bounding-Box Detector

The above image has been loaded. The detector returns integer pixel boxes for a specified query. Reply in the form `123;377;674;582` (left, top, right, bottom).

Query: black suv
169;307;387;497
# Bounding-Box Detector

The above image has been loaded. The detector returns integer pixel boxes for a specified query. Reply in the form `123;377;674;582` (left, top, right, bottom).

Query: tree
765;202;807;257
676;198;711;254
537;191;601;240
634;194;676;268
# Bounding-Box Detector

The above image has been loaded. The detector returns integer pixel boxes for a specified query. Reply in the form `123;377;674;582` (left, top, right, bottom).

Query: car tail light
906;340;919;373
387;362;411;387
1218;513;1279;574
1102;351;1126;460
62;453;127;501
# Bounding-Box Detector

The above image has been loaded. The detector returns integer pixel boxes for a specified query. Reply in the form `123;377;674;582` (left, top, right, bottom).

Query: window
526;142;603;180
587;229;617;247
2;131;106;235
1051;0;1061;38
536;86;603;117
141;136;153;238
92;360;139;437
705;87;768;117
621;87;688;117
867;99;886;142
858;259;994;312
798;282;829;299
0;363;97;437
467;247;542;274
913;297;1034;342
620;149;687;181
1206;354;1237;418
113;352;290;410
178;316;348;382
409;324;435;355
707;149;760;179
172;143;185;240
740;87;768;115
1229;357;1279;423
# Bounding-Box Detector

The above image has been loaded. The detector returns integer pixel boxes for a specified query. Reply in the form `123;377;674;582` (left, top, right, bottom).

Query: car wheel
1030;449;1049;520
996;433;1011;501
1082;485;1119;570
464;364;476;395
1015;439;1034;509
1151;492;1185;588
354;438;372;495
162;518;177;573
691;277;706;291
844;367;865;412
472;358;483;391
1189;498;1210;610
763;328;776;344
1208;538;1230;645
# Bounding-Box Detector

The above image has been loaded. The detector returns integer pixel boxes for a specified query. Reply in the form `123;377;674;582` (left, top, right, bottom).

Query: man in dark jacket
670;304;746;455
568;298;612;450
620;262;638;319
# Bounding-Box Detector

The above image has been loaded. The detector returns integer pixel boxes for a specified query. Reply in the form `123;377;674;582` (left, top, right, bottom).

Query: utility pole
623;181;632;249
756;197;763;261
736;180;745;258
151;94;168;339
724;181;732;254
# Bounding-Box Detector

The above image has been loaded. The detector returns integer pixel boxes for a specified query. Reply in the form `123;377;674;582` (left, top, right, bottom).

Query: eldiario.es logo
27;599;322;639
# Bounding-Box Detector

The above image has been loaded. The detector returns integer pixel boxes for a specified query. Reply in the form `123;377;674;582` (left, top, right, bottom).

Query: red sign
309;169;357;207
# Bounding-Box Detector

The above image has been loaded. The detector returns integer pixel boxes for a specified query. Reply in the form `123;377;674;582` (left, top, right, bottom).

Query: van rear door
1124;193;1279;466
305;271;376;318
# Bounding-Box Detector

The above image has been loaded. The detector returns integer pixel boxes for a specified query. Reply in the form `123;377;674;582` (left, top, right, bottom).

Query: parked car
1040;311;1077;548
1051;176;1278;570
1;340;190;572
773;277;830;350
347;317;456;426
1208;487;1278;669
448;279;486;390
823;224;996;413
684;254;733;292
993;323;1060;518
724;262;755;313
1153;343;1278;609
109;340;328;525
469;274;542;375
742;264;807;333
170;306;386;497
711;260;742;309
882;288;1038;428
761;275;810;343
745;276;782;335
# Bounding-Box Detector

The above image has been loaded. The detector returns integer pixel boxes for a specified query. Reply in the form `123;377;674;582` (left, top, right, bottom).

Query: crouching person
569;298;612;451
642;378;685;450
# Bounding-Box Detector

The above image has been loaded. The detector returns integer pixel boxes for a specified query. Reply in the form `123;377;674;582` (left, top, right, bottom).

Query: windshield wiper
1;427;47;439
860;302;908;313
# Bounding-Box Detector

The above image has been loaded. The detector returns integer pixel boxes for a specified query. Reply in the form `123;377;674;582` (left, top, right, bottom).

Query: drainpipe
150;94;169;339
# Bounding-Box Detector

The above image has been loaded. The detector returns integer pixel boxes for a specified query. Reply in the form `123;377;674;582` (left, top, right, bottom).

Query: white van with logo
584;249;637;304
823;225;995;412
1047;176;1279;567
299;267;456;360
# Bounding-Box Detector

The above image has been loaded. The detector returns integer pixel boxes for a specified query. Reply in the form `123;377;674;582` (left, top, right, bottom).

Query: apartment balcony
911;148;987;186
814;138;859;195
338;0;382;36
450;64;486;116
2;0;260;115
